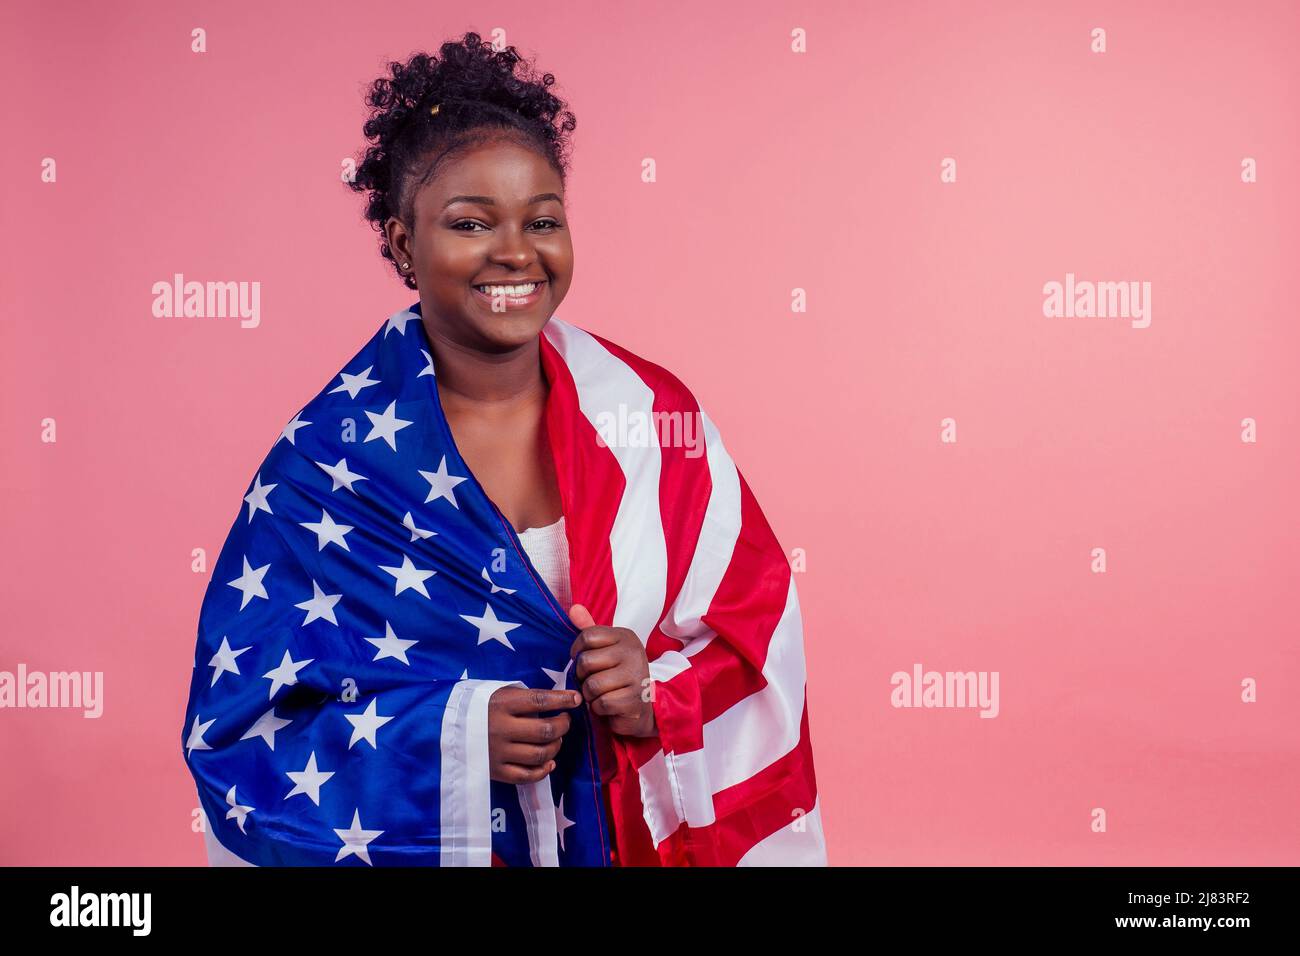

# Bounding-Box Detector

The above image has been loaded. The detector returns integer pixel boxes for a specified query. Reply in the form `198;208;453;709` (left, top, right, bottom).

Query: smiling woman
179;31;825;869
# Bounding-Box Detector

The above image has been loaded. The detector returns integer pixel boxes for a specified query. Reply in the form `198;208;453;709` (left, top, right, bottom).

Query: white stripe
546;317;813;863
637;578;807;845
736;796;827;866
440;679;522;866
543;318;667;643
659;410;740;642
516;777;560;867
700;575;806;791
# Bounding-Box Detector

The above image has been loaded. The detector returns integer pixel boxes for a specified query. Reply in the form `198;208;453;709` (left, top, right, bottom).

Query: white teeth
474;282;539;296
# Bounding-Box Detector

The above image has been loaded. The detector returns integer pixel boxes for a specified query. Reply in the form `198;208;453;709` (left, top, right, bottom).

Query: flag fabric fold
181;301;825;866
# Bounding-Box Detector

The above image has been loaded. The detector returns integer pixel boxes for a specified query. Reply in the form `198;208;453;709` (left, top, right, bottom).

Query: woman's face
386;137;573;354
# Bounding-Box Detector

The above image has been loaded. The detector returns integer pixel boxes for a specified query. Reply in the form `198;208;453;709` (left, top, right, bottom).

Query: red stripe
540;329;661;866
540;323;816;867
659;695;819;867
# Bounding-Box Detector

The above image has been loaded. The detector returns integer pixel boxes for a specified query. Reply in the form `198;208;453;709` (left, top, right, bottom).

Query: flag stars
186;714;215;757
285;752;335;806
295;580;342;626
240;707;293;750
225;785;255;834
208;636;251;686
418;348;436;377
379;554;436;598
334;809;383;865
481;567;516;595
329;365;381;399
365;621;419;665
364;400;413;451
555;794;576;852
385;309;418;337
278;411;311;446
403;511;437;543
345;698;394;749
460;602;523;651
263;650;314;700
419;455;468;508
299;508;354;552
315;458;368;494
243;473;277;522
541;659;573;691
227;556;271;610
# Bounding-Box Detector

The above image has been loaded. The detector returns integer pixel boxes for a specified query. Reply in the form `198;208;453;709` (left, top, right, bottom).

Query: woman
181;32;825;867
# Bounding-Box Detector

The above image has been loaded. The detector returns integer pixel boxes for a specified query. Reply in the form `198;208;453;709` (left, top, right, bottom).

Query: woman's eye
450;218;561;232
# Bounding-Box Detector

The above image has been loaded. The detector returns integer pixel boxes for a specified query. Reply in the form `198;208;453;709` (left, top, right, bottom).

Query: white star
186;714;215;757
364;621;419;665
285;752;335;806
329;365;381;399
263;649;314;700
299;508;354;552
541;658;573;691
208;635;251;686
481;567;516;595
240;707;293;750
419;455;468;508
227;556;271;610
460;602;523;651
345;698;394;750
243;473;277;522
418;348;436;377
225;785;255;834
460;668;470;679
278;411;311;446
403;511;437;543
555;793;576;852
333;809;383;865
295;580;342;626
315;457;368;494
379;554;435;598
363;400;413;451
385;309;418;336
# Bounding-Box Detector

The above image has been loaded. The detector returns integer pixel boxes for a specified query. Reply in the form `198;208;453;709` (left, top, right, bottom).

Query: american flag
182;301;825;866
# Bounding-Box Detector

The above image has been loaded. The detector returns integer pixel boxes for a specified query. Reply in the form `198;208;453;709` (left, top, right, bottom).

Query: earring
402;262;410;270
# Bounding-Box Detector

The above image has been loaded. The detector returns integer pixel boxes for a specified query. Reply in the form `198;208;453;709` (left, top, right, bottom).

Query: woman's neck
423;321;548;411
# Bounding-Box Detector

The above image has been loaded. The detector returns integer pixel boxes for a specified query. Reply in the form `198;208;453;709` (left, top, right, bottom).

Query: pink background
2;0;1297;865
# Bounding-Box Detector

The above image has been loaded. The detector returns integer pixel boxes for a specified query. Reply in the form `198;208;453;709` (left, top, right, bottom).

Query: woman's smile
470;278;548;310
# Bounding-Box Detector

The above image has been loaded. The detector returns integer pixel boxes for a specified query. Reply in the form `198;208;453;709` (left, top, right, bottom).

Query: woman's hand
486;686;583;784
568;604;658;738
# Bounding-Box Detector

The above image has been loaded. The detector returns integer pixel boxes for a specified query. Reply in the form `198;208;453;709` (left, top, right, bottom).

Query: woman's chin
479;309;552;339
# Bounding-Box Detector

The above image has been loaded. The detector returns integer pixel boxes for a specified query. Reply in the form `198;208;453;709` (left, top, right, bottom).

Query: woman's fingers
499;738;563;767
580;667;634;703
494;760;557;785
590;684;640;717
496;687;582;715
502;711;572;743
573;646;622;681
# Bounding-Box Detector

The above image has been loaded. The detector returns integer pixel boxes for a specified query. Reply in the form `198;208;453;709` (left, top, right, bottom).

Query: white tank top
515;514;572;612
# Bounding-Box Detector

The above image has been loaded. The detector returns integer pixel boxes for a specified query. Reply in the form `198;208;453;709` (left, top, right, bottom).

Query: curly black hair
347;33;577;289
